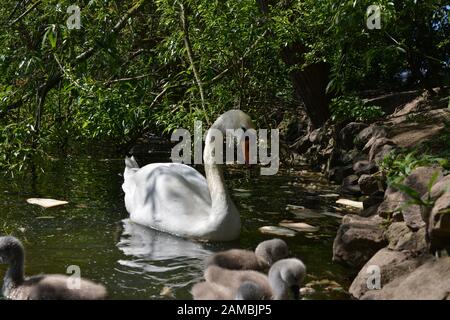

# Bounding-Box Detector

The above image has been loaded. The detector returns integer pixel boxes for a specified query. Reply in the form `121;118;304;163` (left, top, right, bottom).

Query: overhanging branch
9;0;41;26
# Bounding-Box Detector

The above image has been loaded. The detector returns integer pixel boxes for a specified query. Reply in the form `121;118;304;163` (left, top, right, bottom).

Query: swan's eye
240;126;247;132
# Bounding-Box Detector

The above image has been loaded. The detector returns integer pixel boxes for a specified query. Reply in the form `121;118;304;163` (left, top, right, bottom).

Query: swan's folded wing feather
124;163;213;235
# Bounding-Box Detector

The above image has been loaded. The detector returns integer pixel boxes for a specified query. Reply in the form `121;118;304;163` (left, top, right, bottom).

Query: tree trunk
281;43;331;128
256;0;331;128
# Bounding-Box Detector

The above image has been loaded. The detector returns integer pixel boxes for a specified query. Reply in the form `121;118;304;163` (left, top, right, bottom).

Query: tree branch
203;29;268;86
2;2;144;121
179;1;210;125
105;73;157;85
76;0;144;62
9;0;41;26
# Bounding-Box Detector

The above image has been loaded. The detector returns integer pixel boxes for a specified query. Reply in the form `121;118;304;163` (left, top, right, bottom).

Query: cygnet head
254;238;289;268
0;236;24;265
268;258;306;300
235;281;265;300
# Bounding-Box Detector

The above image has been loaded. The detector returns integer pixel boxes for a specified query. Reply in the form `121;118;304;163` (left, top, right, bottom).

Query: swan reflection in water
116;219;213;296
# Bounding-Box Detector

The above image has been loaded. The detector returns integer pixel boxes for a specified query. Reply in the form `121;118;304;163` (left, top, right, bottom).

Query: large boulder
378;166;444;230
333;215;388;268
363;191;385;209
340;174;362;196
429;190;450;237
338;122;368;150
377;186;405;216
428;174;450;199
349;248;427;299
367;138;396;163
354;125;387;149
426;175;450;253
353;160;378;176
328;164;354;184
384;222;427;253
360;204;380;218
358;174;380;195
361;257;450;300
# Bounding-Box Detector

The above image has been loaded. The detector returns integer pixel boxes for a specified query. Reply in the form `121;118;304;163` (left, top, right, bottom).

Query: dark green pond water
0;141;352;299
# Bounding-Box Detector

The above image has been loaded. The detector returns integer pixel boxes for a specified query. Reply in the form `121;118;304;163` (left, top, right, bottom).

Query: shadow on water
0;141;353;299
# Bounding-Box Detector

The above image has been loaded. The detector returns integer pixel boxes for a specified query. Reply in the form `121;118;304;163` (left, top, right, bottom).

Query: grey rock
328;164;354;184
333;215;388;268
384;222;427;253
367;138;396;163
404;166;444;195
358;174;380;195
340;175;362;196
373;144;396;163
429;174;450;200
355;125;387;149
339;122;368;150
378;167;444;230
361;257;450;300
353;160;378;176
428;189;450;253
363;191;385;209
360;204;380;218
349;248;427;299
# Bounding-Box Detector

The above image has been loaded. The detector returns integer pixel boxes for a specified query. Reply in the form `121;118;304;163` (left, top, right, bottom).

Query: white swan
122;110;255;241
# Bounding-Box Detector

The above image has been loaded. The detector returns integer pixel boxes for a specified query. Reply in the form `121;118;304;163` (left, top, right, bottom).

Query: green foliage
392;171;440;210
0;0;448;174
0;119;46;175
380;150;449;185
330;96;384;122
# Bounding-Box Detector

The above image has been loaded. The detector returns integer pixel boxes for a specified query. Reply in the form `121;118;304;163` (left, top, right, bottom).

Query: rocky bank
282;88;450;299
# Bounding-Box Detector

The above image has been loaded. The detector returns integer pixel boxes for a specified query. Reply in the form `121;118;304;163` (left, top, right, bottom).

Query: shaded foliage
0;0;448;174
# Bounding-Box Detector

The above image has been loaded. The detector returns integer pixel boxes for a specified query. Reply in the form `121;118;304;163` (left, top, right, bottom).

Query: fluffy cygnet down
205;238;289;271
0;236;107;300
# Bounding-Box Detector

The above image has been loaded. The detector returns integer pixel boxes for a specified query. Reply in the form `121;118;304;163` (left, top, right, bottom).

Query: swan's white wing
123;163;212;237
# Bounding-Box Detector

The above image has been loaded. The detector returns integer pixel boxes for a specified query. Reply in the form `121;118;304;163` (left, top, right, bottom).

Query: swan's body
122;110;254;241
206;238;288;271
193;258;306;300
0;236;107;300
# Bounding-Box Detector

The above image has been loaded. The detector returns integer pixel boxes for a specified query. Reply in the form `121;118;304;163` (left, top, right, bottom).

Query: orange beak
242;136;250;166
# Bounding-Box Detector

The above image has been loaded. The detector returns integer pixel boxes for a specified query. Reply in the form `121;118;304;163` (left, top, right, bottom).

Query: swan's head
254;238;289;268
235;281;265;300
208;110;256;165
211;110;255;133
0;236;24;265
268;258;306;300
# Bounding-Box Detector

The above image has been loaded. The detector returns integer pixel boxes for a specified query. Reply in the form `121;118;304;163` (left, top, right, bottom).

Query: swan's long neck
203;130;230;218
205;164;230;216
